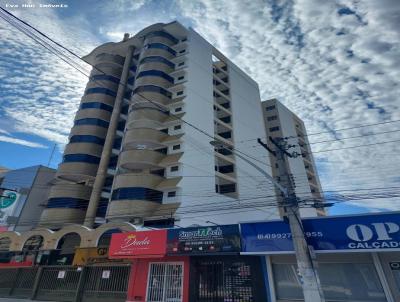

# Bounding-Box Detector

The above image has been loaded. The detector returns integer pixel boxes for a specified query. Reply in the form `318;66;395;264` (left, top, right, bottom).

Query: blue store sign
241;212;400;254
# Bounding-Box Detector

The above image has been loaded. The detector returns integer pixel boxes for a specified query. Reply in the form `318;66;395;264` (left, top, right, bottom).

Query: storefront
109;229;190;302
167;224;267;302
241;212;400;302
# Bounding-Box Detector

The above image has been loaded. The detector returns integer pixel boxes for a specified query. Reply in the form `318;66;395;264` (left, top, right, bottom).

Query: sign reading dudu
241;212;400;254
167;224;241;255
109;230;167;258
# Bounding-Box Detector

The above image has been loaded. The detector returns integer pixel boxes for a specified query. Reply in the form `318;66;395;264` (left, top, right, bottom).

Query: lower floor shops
265;251;400;302
126;255;267;302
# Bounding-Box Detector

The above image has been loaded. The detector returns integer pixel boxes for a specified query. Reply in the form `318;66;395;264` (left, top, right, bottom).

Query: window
139;56;175;68
177;76;184;81
172;144;181;150
111;187;163;203
144;43;176;56
133;85;172;98
170;166;179;172
90;74;120;84
218;131;232;139
127;77;135;85
265;105;275;111
167;191;176;197
218;184;236;193
63;154;100;164
74;118;109;128
218;165;234;173
175;107;182;112
176;91;184;96
80;102;113;112
85;87;117;97
70;135;105;145
174;125;181;130
181;38;187;42
269;126;280;132
47;197;89;209
267;115;278;121
273;263;386;302
136;70;174;83
179;49;186;54
178;62;185;66
219;116;231;123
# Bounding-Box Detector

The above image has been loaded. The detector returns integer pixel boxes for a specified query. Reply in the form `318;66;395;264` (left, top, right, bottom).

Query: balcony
56;162;99;183
48;184;92;200
119;149;166;170
124;128;169;149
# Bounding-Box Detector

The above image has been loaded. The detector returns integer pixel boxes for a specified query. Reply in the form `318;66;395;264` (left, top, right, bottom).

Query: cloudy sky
0;0;399;214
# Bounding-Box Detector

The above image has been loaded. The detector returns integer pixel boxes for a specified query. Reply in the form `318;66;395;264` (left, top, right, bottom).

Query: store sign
109;230;167;258
0;190;20;225
167;224;241;255
241;212;400;254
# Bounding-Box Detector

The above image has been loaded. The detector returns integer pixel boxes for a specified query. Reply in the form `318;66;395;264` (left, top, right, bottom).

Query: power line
0;8;272;171
236;119;400;144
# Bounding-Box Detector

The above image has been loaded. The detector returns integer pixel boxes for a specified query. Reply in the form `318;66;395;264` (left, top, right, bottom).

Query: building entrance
189;256;266;302
146;262;184;302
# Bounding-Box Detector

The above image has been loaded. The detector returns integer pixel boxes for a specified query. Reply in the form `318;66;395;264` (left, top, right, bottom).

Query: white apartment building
262;99;325;216
39;21;281;229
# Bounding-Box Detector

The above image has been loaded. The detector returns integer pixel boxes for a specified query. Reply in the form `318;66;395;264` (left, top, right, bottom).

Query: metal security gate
146;262;184;302
0;267;38;298
36;266;82;302
190;256;266;302
80;265;130;302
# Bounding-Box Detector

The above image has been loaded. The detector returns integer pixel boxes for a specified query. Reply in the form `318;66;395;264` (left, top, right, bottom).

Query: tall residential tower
39;22;281;228
262;99;325;216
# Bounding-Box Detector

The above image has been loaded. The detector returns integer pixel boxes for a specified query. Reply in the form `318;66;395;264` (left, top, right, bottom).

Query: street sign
241;212;400;254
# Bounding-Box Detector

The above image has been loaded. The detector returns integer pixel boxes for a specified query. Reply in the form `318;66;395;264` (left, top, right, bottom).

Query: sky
0;0;399;215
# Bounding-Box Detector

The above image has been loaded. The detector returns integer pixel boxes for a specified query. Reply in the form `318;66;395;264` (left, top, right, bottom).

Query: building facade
261;99;324;216
39;21;280;229
0;165;55;232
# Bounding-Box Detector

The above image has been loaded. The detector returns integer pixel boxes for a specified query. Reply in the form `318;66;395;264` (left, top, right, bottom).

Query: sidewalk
0;299;55;302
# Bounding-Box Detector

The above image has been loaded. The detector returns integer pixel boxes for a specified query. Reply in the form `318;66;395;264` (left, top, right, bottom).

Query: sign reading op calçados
241;212;400;254
167;224;241;255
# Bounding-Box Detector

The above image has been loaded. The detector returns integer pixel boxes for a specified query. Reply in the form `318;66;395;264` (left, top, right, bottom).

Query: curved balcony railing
118;149;166;170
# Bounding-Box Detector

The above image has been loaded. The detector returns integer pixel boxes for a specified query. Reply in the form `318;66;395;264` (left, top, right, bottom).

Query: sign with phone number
241;212;400;254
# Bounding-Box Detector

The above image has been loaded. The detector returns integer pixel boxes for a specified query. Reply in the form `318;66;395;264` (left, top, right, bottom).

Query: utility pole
258;137;325;302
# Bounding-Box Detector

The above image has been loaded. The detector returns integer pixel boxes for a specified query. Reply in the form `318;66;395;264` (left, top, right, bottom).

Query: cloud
0;0;399;212
176;0;400;211
0;134;46;148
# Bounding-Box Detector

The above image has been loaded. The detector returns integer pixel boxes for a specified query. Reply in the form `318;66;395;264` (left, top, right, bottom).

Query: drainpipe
84;45;134;228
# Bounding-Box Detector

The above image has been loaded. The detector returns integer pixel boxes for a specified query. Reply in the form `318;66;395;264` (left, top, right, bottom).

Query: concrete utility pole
84;46;135;228
258;137;325;302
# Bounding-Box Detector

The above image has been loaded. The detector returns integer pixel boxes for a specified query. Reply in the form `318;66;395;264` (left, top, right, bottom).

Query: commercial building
241;211;400;302
261;99;324;216
39;21;280;229
0;165;55;232
0;21;345;302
